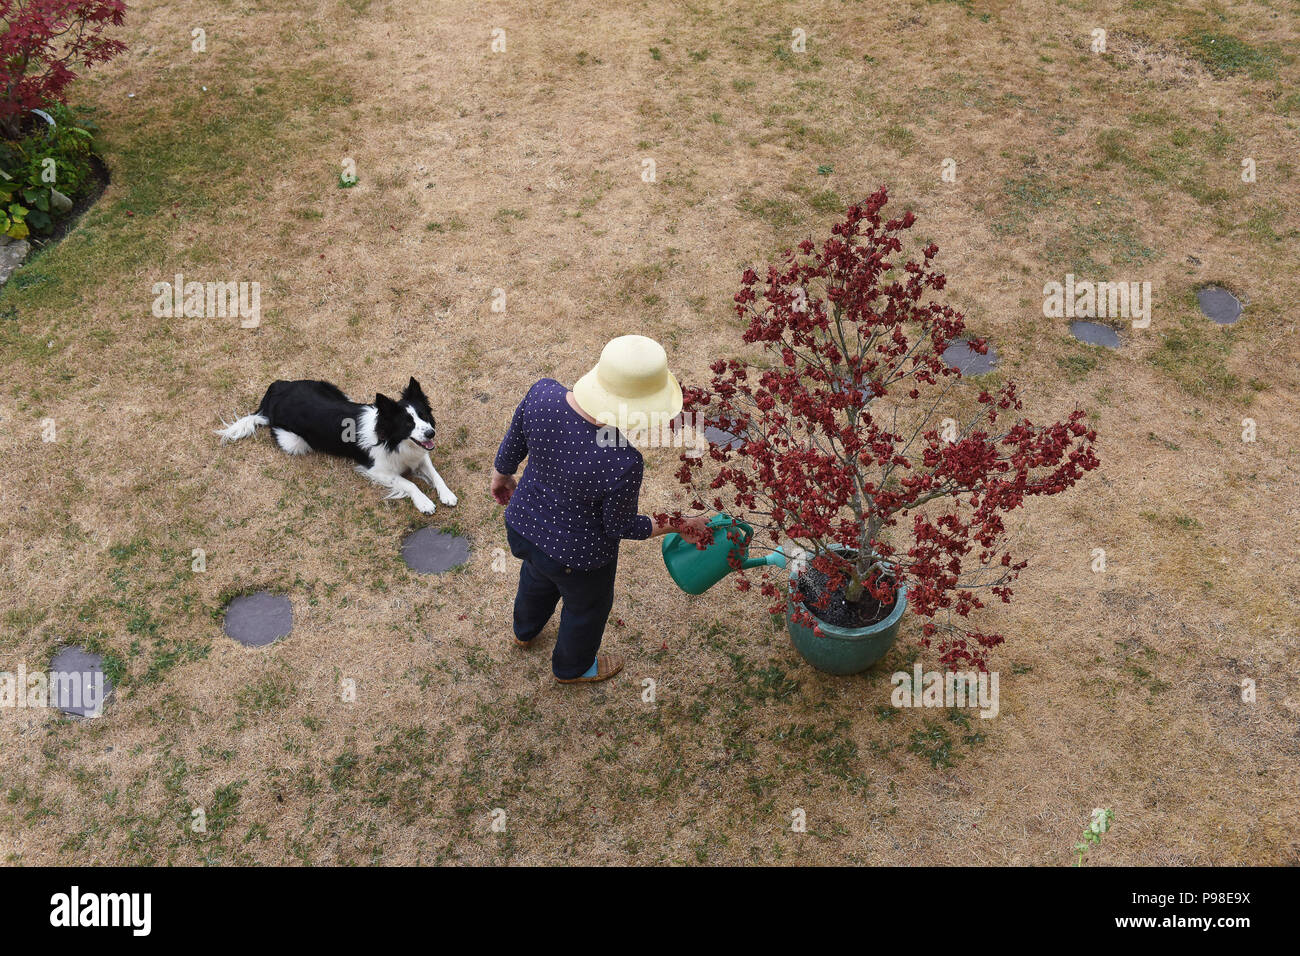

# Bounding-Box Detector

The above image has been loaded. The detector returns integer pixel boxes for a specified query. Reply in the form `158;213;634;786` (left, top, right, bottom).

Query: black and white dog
215;378;457;514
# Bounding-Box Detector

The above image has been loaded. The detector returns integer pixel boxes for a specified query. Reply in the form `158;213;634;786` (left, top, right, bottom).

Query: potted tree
670;187;1099;674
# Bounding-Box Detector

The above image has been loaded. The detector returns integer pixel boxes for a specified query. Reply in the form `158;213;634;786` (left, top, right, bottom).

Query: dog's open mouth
416;438;436;450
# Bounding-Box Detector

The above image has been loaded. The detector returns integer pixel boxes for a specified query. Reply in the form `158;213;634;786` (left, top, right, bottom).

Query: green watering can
662;513;787;595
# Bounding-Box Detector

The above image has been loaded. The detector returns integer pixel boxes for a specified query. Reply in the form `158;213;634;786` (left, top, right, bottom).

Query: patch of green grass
1097;123;1236;209
992;169;1068;234
927;0;978;13
1045;223;1157;273
880;124;915;154
908;720;956;768
140;638;209;685
235;669;295;715
5;604;49;631
727;653;800;704
206;780;246;837
736;193;798;229
1139;510;1201;532
1;56;359;333
809;189;843;213
1056;353;1098;382
1114;641;1171;698
329;750;361;792
1147;315;1242;400
1183;31;1282;79
907;709;987;768
427;215;467;233
772;45;823;72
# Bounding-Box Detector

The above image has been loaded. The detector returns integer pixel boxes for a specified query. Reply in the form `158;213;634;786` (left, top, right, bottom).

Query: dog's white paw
414;495;437;514
438;489;458;507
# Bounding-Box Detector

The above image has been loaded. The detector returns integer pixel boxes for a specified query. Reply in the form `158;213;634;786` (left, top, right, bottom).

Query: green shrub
0;104;101;238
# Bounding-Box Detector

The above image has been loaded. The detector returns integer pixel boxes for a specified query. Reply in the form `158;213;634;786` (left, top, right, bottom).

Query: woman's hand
677;514;714;545
490;469;517;505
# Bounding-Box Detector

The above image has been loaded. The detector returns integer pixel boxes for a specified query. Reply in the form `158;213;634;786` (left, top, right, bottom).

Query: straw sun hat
573;334;683;438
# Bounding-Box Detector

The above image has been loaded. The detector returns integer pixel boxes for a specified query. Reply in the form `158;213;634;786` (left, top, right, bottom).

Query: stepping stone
941;339;998;375
1197;286;1243;325
0;236;31;286
401;528;470;574
223;592;293;647
1069;320;1121;349
703;425;744;450
49;646;113;718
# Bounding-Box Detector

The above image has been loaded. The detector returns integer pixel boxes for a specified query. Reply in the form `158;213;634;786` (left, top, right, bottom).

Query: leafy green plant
1073;808;1114;865
0;103;100;237
0;180;29;238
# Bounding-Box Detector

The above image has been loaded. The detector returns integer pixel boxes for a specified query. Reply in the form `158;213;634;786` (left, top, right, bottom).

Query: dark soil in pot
795;563;899;629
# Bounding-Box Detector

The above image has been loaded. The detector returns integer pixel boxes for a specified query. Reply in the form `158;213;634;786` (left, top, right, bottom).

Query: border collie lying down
215;378;458;514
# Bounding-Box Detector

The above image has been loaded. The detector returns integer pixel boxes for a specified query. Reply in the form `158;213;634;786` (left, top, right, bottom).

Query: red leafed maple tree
0;0;127;139
673;187;1099;669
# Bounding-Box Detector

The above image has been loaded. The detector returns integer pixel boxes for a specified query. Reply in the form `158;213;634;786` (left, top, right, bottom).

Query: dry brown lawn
1;0;1297;865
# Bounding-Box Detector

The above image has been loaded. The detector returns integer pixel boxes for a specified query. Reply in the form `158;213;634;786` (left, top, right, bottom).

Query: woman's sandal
556;652;624;683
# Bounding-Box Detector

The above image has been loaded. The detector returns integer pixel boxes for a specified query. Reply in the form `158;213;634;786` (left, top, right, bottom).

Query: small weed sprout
1073;808;1114;866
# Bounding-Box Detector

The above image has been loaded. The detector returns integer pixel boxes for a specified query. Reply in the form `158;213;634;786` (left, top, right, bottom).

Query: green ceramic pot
786;554;907;675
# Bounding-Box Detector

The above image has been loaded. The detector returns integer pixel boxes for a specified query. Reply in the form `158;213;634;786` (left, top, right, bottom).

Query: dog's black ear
373;393;411;449
401;377;427;404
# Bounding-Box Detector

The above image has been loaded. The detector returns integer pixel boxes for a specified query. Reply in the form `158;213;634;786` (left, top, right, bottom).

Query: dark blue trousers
506;522;618;679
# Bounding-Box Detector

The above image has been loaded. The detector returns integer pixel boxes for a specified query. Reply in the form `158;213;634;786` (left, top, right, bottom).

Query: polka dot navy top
495;378;654;570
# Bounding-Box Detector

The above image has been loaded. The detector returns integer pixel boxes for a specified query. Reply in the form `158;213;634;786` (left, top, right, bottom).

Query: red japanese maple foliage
0;0;126;139
672;187;1099;669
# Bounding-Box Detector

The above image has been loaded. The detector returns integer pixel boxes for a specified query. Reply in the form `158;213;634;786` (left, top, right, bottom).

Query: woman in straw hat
491;335;710;683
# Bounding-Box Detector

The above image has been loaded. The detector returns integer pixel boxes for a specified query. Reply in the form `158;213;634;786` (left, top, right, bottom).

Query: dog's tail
214;412;269;443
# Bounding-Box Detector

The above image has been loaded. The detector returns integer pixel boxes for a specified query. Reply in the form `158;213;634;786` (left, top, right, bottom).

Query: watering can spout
661;514;784;595
744;546;786;571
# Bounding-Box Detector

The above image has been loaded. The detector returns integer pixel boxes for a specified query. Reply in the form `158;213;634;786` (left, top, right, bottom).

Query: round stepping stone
703;425;744;450
1069;320;1121;349
1197;286;1242;325
49;646;113;718
401;528;470;574
223;592;292;647
942;339;998;375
